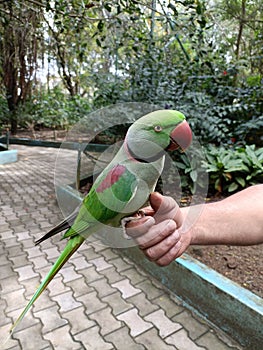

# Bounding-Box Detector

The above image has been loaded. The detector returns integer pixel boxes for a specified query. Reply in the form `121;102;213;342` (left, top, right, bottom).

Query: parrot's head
125;110;192;161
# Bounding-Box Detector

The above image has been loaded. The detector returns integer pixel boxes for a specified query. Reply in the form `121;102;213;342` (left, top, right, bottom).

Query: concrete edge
120;246;262;349
0;149;18;165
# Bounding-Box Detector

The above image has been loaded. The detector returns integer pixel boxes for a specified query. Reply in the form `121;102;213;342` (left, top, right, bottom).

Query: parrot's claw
121;210;145;240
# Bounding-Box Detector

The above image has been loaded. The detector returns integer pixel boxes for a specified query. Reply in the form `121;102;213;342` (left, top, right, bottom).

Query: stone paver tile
136;327;177;350
44;324;81;350
105;326;145;350
0;230;14;240
9;254;30;268
76;242;92;252
0;323;20;349
152;294;184;318
62;306;95;335
15;230;31;242
0;224;10;233
100;248;119;261
34;305;67;334
26;245;43;259
66;277;94;298
14;265;39;282
6;345;21;350
21;238;35;249
79;266;103;284
21;277;40;298
31;291;57;312
78;291;106;315
81;247;101;261
100;266;125;284
47;275;71;297
166;328;206;350
3;238;20;249
145;309;182;338
16;324;52;349
89;278;116;298
0;276;22;295
120;267;147;285
39;221;52;229
136;280;164;300
1;265;16;280
52;291;82;313
37;264;55;280
32;255;51;270
90;241;108;252
89;256;112;271
110;257;132;272
4;245;23;258
172;310;209;340
117;308;153;337
39;239;54;250
0;253;9;266
70;256;92;270
197;330;239;350
60;265;81;283
45;246;60;260
74;325;114;350
89;306;122;335
112;278;141;299
127;292;159;317
0;299;9;327
4;289;26;313
102;291;133;316
8;305;40;332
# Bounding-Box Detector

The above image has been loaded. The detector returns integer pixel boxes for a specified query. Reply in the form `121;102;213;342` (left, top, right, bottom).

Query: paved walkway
0;145;243;350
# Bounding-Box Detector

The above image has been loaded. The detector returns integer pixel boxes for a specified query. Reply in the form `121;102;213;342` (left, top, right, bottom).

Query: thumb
149;192;164;213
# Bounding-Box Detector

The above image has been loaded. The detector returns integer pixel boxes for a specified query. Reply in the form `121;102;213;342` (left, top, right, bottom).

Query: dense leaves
0;0;262;194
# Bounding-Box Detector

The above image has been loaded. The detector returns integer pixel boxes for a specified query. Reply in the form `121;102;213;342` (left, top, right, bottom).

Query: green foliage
171;147;208;195
0;0;263;205
16;88;91;130
201;144;263;194
174;84;263;145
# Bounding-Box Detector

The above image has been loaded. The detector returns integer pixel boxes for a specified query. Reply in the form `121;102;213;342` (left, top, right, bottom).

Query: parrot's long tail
9;234;85;336
35;210;78;245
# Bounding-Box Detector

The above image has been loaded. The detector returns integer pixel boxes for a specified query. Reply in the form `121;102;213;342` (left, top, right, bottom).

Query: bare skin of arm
126;185;263;266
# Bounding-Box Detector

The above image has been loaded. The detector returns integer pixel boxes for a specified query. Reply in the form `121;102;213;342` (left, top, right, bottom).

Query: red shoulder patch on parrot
96;164;126;193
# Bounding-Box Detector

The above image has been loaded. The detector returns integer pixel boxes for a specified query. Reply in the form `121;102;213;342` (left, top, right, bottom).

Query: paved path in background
0;145;243;350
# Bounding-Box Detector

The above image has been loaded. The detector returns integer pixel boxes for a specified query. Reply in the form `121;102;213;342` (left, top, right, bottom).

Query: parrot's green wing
63;164;138;239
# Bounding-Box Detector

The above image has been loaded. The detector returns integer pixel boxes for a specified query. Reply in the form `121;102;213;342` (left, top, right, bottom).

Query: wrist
179;207;196;245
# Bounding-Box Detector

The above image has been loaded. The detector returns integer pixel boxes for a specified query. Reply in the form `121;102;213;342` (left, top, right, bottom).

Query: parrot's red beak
168;120;192;151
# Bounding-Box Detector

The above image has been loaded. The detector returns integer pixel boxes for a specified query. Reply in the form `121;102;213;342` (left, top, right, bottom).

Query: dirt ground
188;245;262;298
6;128;263;298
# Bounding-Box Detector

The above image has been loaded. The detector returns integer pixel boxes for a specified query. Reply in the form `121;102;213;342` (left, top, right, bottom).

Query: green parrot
9;109;192;334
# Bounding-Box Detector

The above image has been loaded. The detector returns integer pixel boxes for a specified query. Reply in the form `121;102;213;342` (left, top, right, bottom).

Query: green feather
9;235;84;336
64;164;138;238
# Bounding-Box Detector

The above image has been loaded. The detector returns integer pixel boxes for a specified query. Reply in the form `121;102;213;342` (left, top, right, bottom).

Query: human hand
126;192;192;266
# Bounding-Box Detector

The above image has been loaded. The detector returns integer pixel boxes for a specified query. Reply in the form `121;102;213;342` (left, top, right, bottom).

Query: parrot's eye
154;125;162;132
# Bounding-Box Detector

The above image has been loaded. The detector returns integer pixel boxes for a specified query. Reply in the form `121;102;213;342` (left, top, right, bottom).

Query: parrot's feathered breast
64;163;138;238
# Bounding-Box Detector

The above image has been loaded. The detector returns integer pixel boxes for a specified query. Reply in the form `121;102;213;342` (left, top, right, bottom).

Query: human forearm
126;186;263;266
183;185;263;246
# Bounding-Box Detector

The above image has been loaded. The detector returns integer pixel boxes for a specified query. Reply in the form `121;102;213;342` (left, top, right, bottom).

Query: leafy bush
172;147;209;195
201;144;263;194
167;83;263;147
17;88;91;130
